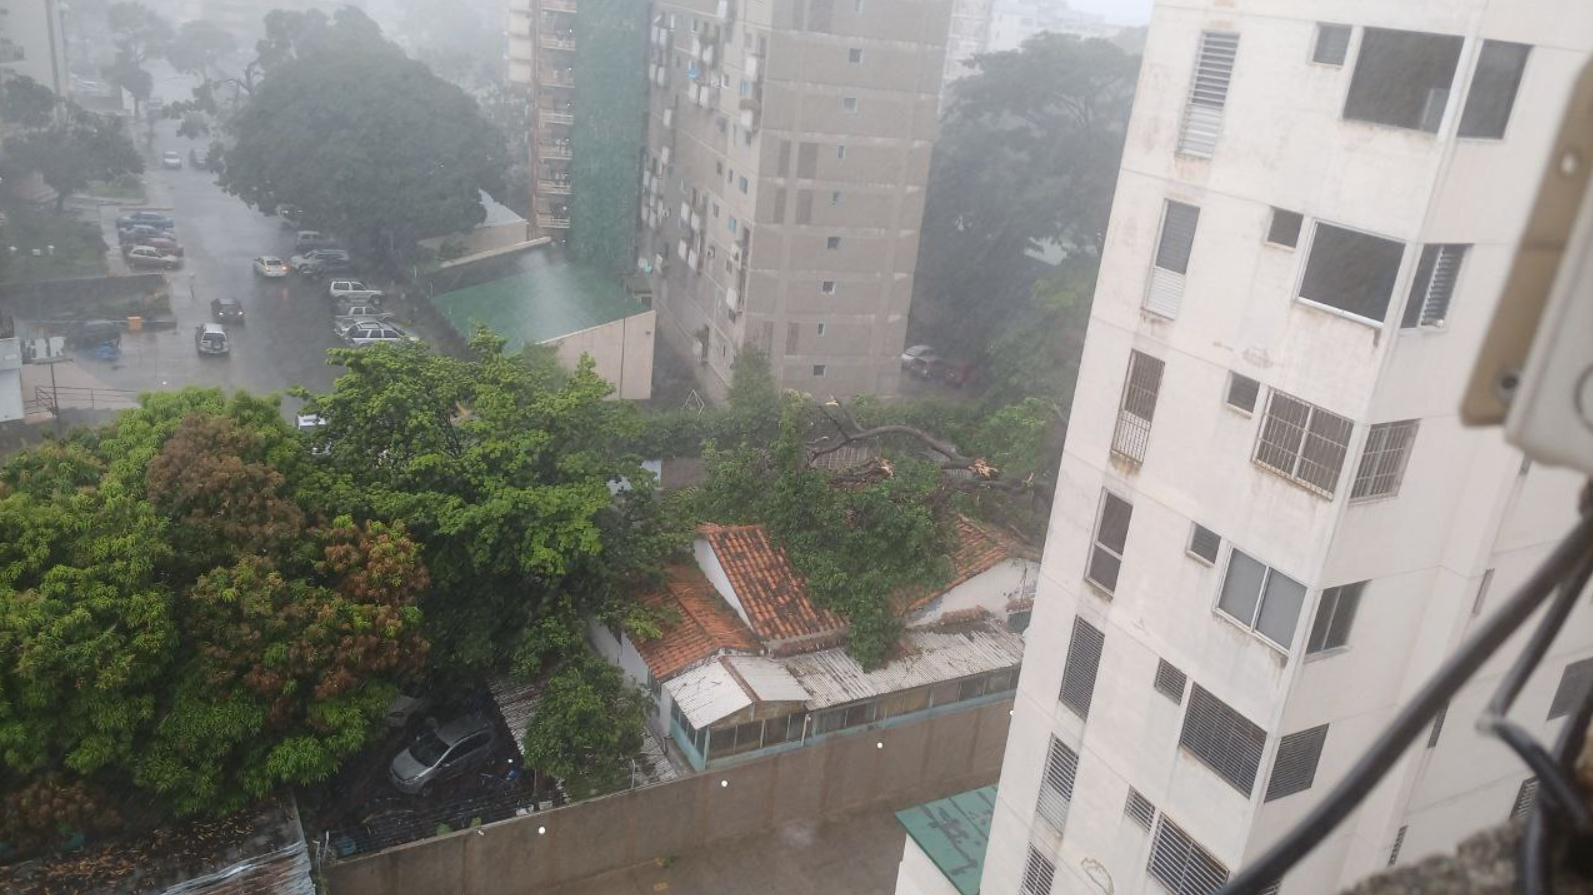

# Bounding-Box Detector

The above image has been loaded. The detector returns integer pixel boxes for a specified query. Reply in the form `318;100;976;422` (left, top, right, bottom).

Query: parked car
68;319;122;349
277;204;303;229
195;323;229;355
300;258;354;279
289;248;350;273
328;280;384;302
210;297;245;322
253;256;289;278
116;210;174;229
333;315;393;338
900;344;943;378
161;150;183;169
118;224;172;244
343;321;414;347
335;304;389;322
124;236;183;257
389;713;497;795
294;230;338;251
126;245;182;269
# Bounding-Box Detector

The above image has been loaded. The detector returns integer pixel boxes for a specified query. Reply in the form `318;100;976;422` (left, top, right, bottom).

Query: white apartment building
0;0;68;97
907;3;1593;895
985;0;1116;54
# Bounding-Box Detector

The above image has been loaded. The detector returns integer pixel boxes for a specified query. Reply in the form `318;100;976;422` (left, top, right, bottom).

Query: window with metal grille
1264;725;1329;801
1125;788;1157;829
1146;201;1200;318
1147;816;1230;895
1472;568;1495;616
1266;208;1303;247
1059;617;1106;719
1112;351;1165;462
1427;701;1448;748
1155;659;1187;704
1388;825;1408;866
1547;656;1593;720
1312;23;1351;65
1511;778;1538;819
1178;31;1239;158
1299;223;1405;323
1225;373;1260;413
1254;390;1354;497
1401;244;1467;329
1022;846;1057;895
1351;421;1419;500
1459;41;1530;139
1086;491;1133;594
1344;29;1462;133
1180;684;1267;796
1036;737;1078;832
1217;549;1308;649
1306;581;1365;654
1187;523;1220;565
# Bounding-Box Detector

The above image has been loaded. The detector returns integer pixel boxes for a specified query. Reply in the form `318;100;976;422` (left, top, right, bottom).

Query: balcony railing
538;68;575;88
536;214;572;230
538;179;572;195
539;34;576;51
541;0;576;12
538;107;574;126
538;141;573;160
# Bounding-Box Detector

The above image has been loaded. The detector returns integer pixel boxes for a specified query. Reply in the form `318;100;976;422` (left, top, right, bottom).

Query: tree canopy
3;107;142;211
0;75;58;129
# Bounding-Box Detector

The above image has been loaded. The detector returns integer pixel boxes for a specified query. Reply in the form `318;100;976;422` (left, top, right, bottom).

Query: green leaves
521;651;648;799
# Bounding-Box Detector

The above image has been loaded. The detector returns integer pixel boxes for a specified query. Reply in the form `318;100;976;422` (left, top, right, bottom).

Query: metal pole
48;360;60;437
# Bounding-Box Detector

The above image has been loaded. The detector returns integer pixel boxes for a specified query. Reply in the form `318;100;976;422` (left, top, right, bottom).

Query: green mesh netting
567;0;648;277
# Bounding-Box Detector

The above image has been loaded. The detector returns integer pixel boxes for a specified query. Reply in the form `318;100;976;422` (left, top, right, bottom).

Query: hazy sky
1069;0;1153;25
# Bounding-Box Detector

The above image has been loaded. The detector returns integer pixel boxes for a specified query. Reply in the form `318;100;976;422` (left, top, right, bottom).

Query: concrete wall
544;310;655;400
0;338;22;423
908;559;1038;627
327;698;1012;895
893;837;964;895
419;223;536;259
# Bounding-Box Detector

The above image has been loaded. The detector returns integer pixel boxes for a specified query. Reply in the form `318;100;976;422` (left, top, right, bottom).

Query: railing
539;34;576;51
537;179;572;195
27;384;141;416
537;142;572;160
541;0;576;11
538;69;574;88
538;108;574;126
535;214;571;230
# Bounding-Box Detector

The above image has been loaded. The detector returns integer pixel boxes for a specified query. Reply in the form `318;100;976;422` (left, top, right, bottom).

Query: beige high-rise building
0;0;69;98
639;0;950;399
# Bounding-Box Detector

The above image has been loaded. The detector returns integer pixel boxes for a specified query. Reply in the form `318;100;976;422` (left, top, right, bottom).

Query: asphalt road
76;121;349;409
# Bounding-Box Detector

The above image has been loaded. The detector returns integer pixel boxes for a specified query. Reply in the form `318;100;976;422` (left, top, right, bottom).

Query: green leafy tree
521;650;648;799
165;20;237;82
221;26;508;267
104;2;172;120
5;108;143;211
0;75;58;129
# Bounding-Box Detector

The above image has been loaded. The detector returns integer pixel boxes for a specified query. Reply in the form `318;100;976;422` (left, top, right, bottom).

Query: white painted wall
0;0;68;96
0;339;21;423
908;559;1038;627
969;4;1593;895
893;838;964;895
693;536;750;629
545;311;656;401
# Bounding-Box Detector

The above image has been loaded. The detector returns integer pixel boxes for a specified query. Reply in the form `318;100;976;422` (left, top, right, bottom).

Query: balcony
508;40;533;63
542;0;577;12
539;33;576;51
538;141;573;160
538;106;574;126
537;213;572;230
538;67;574;89
538;179;572;195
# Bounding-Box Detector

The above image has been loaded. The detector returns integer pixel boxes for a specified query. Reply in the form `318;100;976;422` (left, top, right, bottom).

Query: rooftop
634;565;759;680
895;786;998;895
427;254;646;353
665;655;811;728
698;524;846;646
782;616;1025;710
901;516;1035;614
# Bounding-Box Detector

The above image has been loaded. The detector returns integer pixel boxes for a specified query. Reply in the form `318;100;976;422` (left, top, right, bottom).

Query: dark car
210;298;245;322
68;319;123;348
118;224;172;245
300;256;354;279
390;713;497;795
116;210;174;229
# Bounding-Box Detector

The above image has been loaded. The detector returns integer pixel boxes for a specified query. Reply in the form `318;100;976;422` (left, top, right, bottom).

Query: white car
253;256;289;277
335;303;388;320
328;279;384;302
289;248;350;272
125;245;182;269
334;315;393;338
342;321;414;347
161;150;183;169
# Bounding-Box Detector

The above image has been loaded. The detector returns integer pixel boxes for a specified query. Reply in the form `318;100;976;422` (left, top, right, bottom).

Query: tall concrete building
898;2;1593;895
943;0;994;86
0;0;69;98
638;0;949;399
985;0;1116;53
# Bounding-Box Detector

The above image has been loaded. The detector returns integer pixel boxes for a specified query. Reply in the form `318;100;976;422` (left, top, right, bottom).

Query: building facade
985;0;1116;54
0;0;69;98
638;0;949;399
951;3;1593;895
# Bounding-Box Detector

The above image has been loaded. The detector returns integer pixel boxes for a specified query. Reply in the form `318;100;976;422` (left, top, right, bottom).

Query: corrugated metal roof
782;621;1025;709
489;676;544;759
665;661;754;728
726;656;808;703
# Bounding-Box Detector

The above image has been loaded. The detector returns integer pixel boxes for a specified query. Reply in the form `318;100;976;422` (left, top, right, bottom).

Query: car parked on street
389;713;497;795
295;230;338;251
126;245;182;269
161;151;183;169
334;304;389;322
195;324;229;355
277;205;303;229
253;256;289;278
68;319;123;349
118;223;173;244
210;298;245;322
124;236;183;257
116;210;174;229
900;344;943;378
289;248;350;273
328;280;384;302
343;321;414;347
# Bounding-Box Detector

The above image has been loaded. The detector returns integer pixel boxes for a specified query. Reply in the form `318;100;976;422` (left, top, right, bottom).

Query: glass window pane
1299;224;1405;322
1326;583;1364;648
1218;550;1266;625
1343;28;1463;133
1459;41;1530;139
930;681;962;707
1257;569;1308;647
1088;547;1122;592
878;688;930;719
1155;202;1200;274
1098;493;1133;552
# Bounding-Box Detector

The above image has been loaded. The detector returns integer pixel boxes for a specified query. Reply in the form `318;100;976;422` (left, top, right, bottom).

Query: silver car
390;714;497;795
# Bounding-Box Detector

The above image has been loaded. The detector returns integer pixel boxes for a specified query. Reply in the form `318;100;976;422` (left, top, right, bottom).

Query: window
1187;524;1220;565
1254;390;1353;497
1036;737;1078;832
1147;816;1230;895
1547;657;1593;720
1111;351;1164;463
711;201;720;218
842;96;859;113
1086;491;1132;594
1312;24;1351;65
739;176;749;194
1401;244;1466;329
1471;568;1495;616
1344;29;1462;133
1427;701;1447;748
728;216;738;233
1351;421;1419;500
816;322;826;336
1145;200;1200;318
820;280;836;293
728;166;735;183
831;190;842;205
1264;725;1329;801
1511;778;1539;819
836;144;847;159
1059;616;1106;720
1299;223;1405;323
1225;373;1260;413
715;160;724;175
1178;31;1240;158
1155;659;1188;704
826;236;841;249
1125;788;1156;830
1022;847;1056;895
1266;209;1303;247
1180;684;1267;796
812;364;826;377
1388;826;1408;866
1217;549;1307;649
1307;582;1365;654
1459;41;1530;139
848;48;863;64
739;78;751;97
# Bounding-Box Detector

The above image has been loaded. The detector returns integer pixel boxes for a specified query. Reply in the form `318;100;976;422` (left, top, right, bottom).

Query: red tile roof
699;524;847;645
900;516;1033;613
634;565;758;680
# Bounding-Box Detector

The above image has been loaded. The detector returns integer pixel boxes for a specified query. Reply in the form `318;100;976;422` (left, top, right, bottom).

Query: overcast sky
1069;0;1153;25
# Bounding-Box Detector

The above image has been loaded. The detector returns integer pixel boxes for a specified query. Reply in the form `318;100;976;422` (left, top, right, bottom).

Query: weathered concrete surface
1346;821;1593;895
